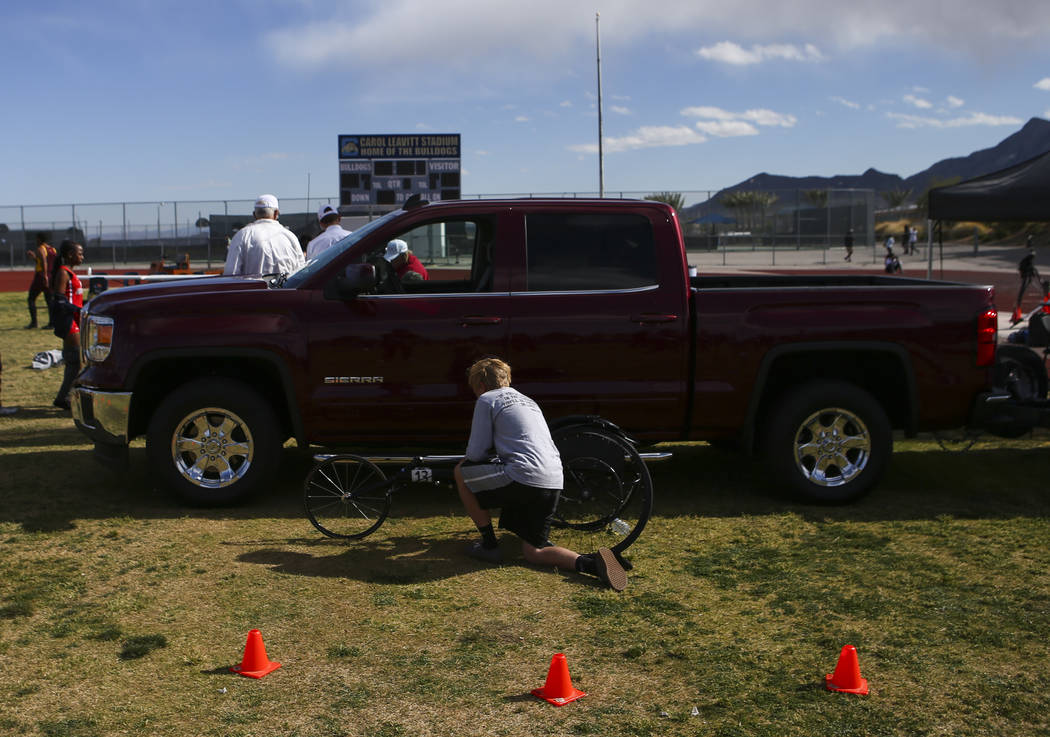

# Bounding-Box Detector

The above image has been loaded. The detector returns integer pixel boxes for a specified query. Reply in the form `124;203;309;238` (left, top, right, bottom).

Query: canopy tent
690;213;736;225
928;149;1050;222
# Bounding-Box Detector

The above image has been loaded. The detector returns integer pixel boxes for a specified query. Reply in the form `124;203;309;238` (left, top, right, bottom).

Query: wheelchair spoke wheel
551;428;653;555
304;455;392;539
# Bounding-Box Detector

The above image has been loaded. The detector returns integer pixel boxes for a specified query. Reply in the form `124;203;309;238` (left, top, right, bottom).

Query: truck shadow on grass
652;442;1050;522
2;442;1049;535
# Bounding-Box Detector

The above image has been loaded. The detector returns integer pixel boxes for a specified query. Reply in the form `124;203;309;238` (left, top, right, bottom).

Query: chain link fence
1;189;877;270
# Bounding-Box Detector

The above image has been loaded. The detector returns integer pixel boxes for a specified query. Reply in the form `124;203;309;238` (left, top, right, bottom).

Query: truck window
364;217;496;294
524;213;658;292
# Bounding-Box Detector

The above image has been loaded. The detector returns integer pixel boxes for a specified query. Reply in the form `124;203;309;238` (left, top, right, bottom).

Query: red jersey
396;252;428;281
60;265;83;335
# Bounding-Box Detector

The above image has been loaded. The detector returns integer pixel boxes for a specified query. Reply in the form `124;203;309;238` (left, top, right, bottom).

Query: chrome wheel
170;407;254;489
792;407;870;487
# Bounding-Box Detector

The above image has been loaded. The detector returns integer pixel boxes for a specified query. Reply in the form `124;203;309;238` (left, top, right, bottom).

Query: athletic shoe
53;398;71;411
465;541;502;564
594;547;627;591
0;406;19;416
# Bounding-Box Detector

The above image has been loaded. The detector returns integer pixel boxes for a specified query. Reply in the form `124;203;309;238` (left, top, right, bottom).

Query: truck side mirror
325;263;377;300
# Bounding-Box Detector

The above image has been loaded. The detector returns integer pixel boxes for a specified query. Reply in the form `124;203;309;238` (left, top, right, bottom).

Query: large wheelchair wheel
304;455;392;539
551;427;654;555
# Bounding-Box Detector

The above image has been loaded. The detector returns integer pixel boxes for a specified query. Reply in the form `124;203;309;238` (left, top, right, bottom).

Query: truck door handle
631;313;678;324
461;316;503;326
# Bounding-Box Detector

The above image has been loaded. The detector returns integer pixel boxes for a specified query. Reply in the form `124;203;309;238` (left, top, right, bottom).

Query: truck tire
986;345;1047;438
993;344;1047;401
760;381;891;504
147;378;282;506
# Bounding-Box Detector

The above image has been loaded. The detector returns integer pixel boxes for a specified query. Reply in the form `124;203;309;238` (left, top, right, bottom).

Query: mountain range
700;117;1050;207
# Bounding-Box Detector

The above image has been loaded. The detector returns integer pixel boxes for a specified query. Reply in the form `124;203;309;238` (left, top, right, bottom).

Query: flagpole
596;12;605;198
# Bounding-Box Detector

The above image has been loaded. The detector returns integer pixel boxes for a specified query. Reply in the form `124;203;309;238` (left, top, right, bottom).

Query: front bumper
72;387;133;445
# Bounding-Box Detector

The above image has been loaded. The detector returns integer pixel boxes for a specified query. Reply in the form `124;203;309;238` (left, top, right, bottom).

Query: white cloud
903;94;933;109
611;105;632;115
680;106;736;120
569;125;706;154
1036;78;1050;90
697;40;825;65
694;120;759;137
559;100;573;108
887;111;1024;128
831;96;861;109
682;106;797;128
265;2;1050;72
946;95;965;108
573;105;793;153
514;115;530;123
742;109;797;127
474;150;490;156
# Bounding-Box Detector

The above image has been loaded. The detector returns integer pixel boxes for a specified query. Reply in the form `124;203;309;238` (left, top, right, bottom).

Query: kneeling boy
454;357;627;591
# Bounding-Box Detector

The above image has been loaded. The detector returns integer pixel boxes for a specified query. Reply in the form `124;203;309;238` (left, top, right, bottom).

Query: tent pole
926;219;934;280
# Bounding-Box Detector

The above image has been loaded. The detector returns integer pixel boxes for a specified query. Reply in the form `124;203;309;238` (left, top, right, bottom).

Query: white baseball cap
317;204;339;222
384;239;408;262
254;194;279;210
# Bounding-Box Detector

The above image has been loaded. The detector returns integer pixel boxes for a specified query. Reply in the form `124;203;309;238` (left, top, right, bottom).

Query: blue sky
3;0;1050;207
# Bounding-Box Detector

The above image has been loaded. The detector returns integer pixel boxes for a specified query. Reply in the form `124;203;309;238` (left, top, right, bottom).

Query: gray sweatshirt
465;387;563;490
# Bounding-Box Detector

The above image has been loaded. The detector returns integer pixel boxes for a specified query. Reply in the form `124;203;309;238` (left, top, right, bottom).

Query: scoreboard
338;134;461;212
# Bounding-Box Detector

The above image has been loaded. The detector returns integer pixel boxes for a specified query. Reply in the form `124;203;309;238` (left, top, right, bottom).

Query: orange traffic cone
532;653;586;706
231;629;281;679
1012;306;1024;324
825;644;868;695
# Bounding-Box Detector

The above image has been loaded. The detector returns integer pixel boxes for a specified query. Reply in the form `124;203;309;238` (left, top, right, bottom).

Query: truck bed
692;274;982;290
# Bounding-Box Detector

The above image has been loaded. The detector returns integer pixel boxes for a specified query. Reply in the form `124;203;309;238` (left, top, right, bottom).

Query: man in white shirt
223;194;305;276
305;204;352;261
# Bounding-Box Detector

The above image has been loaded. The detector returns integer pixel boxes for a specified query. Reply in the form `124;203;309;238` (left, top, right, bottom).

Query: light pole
596;12;605;198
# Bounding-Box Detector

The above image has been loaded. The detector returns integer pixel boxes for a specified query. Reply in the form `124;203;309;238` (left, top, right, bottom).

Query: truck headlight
84;315;115;363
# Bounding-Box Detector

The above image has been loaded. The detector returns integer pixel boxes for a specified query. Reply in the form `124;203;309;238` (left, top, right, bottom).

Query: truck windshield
281;209;407;289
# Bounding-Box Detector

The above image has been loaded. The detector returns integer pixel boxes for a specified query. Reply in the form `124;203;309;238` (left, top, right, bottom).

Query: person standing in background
50;241;84;411
25;232;57;329
306;204;352;261
223;194;305;276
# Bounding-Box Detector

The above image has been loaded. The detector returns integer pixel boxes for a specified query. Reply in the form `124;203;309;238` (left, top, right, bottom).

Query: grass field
1;290;1049;736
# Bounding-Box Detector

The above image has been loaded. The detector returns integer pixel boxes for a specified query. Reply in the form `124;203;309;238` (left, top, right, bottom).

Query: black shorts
472;479;560;549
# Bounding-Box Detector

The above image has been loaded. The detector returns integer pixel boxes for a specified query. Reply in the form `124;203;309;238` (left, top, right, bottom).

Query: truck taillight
977;309;997;367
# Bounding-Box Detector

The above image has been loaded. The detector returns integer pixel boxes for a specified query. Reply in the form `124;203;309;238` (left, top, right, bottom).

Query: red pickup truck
71;198;1002;505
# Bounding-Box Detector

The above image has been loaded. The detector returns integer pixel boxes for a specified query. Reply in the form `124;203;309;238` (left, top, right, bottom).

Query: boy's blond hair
468;357;512;393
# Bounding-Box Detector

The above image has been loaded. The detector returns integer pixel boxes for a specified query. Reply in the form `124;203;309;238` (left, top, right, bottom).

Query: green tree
720;191;752;228
803;189;828;209
644;191;686;213
881;188;912;209
720;191;778;231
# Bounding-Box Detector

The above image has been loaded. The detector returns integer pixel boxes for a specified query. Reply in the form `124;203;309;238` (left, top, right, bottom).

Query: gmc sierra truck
71;197;1003;505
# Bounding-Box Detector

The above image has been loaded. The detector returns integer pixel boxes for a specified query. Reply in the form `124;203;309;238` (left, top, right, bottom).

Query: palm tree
881;188;912;210
803;189;828;209
644;191;686;213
